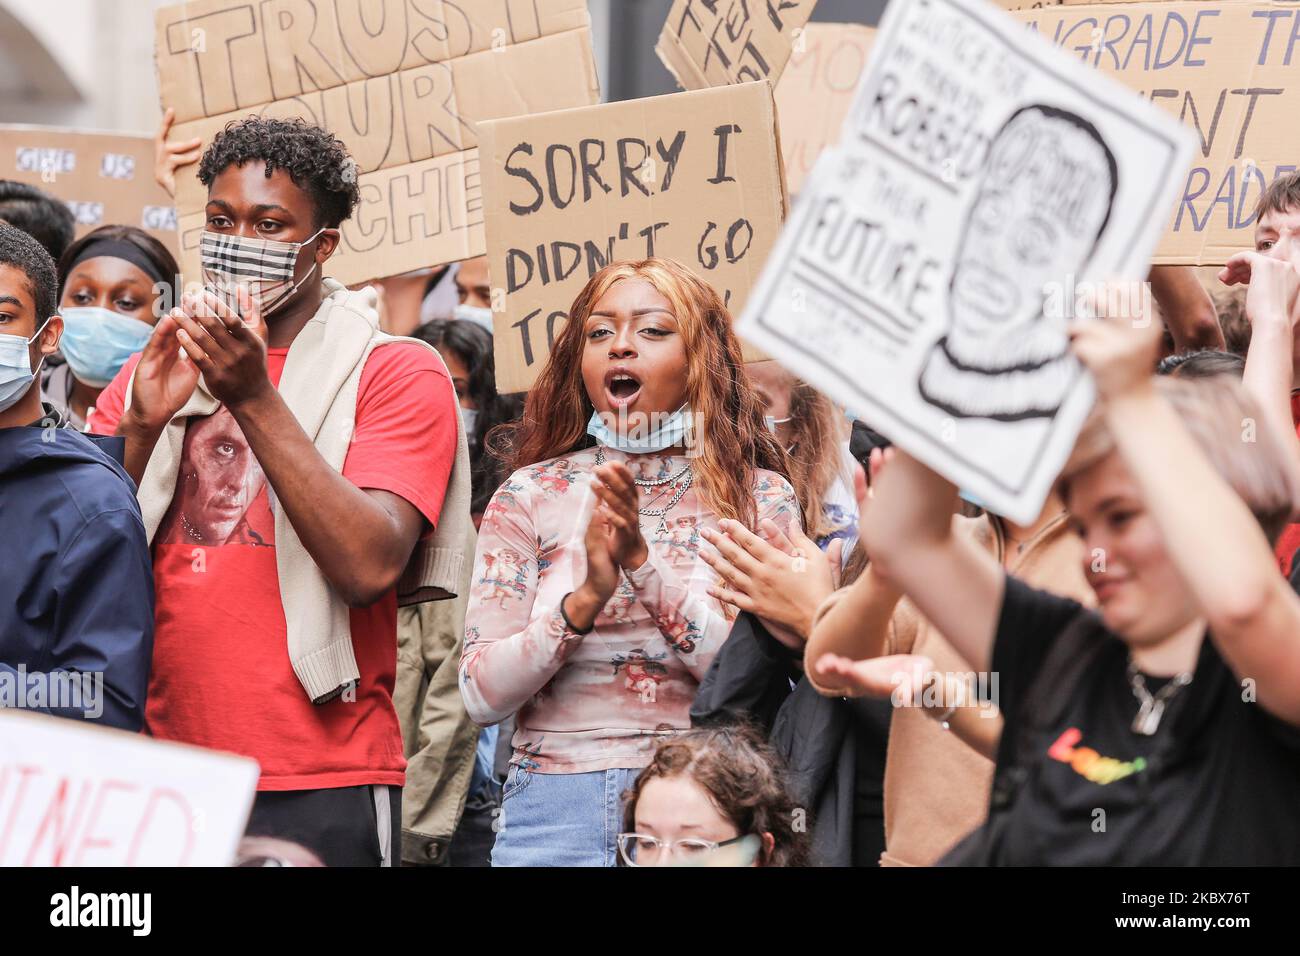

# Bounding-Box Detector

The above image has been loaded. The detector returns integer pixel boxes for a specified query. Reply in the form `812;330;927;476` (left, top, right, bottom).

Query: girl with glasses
618;724;809;867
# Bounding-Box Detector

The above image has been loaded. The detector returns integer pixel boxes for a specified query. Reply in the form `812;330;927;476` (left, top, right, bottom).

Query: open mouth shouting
604;366;644;409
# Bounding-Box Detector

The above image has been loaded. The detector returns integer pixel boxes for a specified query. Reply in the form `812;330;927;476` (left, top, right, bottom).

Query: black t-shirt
953;575;1300;865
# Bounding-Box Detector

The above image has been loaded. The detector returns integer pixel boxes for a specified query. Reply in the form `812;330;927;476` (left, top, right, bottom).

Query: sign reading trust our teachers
153;0;600;286
737;0;1196;525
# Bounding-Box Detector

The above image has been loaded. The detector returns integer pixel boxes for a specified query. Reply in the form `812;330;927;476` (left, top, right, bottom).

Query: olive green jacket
395;522;480;865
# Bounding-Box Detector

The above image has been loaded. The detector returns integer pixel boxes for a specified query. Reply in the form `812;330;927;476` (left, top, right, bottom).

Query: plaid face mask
199;228;325;317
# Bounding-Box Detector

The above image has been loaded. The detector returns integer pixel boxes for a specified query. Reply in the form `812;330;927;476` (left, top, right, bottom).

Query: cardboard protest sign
657;0;820;90
0;710;258;866
154;0;600;287
774;24;876;194
737;0;1195;524
993;0;1138;9
0;126;179;256
478;81;787;393
1006;1;1300;263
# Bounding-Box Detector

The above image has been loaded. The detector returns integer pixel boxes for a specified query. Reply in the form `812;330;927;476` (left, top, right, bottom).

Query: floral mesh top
459;445;799;774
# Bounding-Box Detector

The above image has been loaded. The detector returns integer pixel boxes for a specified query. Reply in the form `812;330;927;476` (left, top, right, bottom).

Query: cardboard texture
1008;1;1299;263
993;1;1186;8
737;0;1195;525
0;710;259;866
657;0;820;90
0;126;179;256
774;23;876;194
478;81;787;393
154;0;600;286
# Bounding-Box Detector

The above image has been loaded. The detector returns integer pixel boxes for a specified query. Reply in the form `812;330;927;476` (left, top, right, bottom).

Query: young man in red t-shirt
90;118;458;866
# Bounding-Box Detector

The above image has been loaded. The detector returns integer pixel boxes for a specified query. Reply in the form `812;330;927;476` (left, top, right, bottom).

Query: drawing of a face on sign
158;407;269;547
918;105;1118;421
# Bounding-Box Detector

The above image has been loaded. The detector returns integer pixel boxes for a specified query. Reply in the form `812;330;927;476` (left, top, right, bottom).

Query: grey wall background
605;0;889;103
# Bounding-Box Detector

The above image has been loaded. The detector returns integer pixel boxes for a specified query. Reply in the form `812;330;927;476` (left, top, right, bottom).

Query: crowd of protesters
1;108;1299;869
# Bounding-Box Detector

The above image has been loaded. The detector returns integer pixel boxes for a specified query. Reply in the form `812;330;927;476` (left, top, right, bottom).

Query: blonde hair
1058;376;1299;544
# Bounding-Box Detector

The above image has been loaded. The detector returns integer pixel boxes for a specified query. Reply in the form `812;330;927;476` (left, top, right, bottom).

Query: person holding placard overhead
856;290;1300;865
460;257;802;867
89;117;471;867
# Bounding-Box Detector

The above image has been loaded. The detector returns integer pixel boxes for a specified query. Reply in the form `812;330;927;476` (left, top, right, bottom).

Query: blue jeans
490;766;641;867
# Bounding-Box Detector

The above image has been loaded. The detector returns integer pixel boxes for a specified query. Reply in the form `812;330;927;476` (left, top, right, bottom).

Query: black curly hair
0;221;58;325
413;318;525;517
621;722;811;867
0;179;75;262
198;117;360;228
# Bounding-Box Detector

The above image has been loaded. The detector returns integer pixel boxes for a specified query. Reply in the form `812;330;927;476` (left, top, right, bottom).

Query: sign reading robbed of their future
153;0;600;287
737;0;1195;525
1006;0;1300;264
0;126;179;256
656;0;821;90
479;81;787;393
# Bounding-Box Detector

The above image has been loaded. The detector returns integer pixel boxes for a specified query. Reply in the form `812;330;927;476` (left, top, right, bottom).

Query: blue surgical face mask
58;306;154;388
587;404;693;454
460;407;479;438
764;414;792;434
0;317;53;413
454;303;494;334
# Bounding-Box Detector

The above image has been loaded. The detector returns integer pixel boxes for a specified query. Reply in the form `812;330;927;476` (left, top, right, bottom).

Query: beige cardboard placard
993;0;1180;9
479;81;787;393
1008;0;1300;263
774;23;875;194
656;0;820;90
0;126;179;257
154;0;600;287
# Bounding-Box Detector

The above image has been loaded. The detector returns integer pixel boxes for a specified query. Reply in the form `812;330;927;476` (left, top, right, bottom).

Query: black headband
65;238;171;288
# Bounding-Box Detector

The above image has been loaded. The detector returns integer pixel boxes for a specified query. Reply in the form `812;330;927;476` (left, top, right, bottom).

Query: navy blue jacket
0;419;154;730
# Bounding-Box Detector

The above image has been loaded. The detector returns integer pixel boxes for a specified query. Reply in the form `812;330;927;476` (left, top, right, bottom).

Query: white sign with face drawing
737;0;1195;524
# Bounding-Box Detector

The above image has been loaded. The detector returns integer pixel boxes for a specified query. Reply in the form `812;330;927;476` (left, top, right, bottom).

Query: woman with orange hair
459;258;800;866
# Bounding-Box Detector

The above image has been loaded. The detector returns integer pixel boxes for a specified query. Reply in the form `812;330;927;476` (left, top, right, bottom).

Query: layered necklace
594;446;693;537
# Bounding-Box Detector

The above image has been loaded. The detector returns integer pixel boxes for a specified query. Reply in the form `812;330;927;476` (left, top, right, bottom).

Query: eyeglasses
616;832;754;867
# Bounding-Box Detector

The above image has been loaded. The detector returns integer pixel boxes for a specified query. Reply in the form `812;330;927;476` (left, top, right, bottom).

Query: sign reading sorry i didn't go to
478;81;787;393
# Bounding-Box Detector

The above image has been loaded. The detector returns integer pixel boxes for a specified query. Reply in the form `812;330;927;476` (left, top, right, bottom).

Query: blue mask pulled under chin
586;404;693;454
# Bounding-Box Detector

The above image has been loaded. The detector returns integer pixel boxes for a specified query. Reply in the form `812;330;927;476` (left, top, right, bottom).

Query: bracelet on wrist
560;591;595;635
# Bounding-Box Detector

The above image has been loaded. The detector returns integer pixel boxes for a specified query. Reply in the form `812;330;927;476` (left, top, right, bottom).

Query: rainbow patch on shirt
1047;727;1147;785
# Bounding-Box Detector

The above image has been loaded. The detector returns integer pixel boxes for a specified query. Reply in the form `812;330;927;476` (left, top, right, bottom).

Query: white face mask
0;317;52;413
454;303;494;334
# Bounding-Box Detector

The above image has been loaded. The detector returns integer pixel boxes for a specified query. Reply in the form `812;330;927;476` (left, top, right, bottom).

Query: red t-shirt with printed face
90;343;457;790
